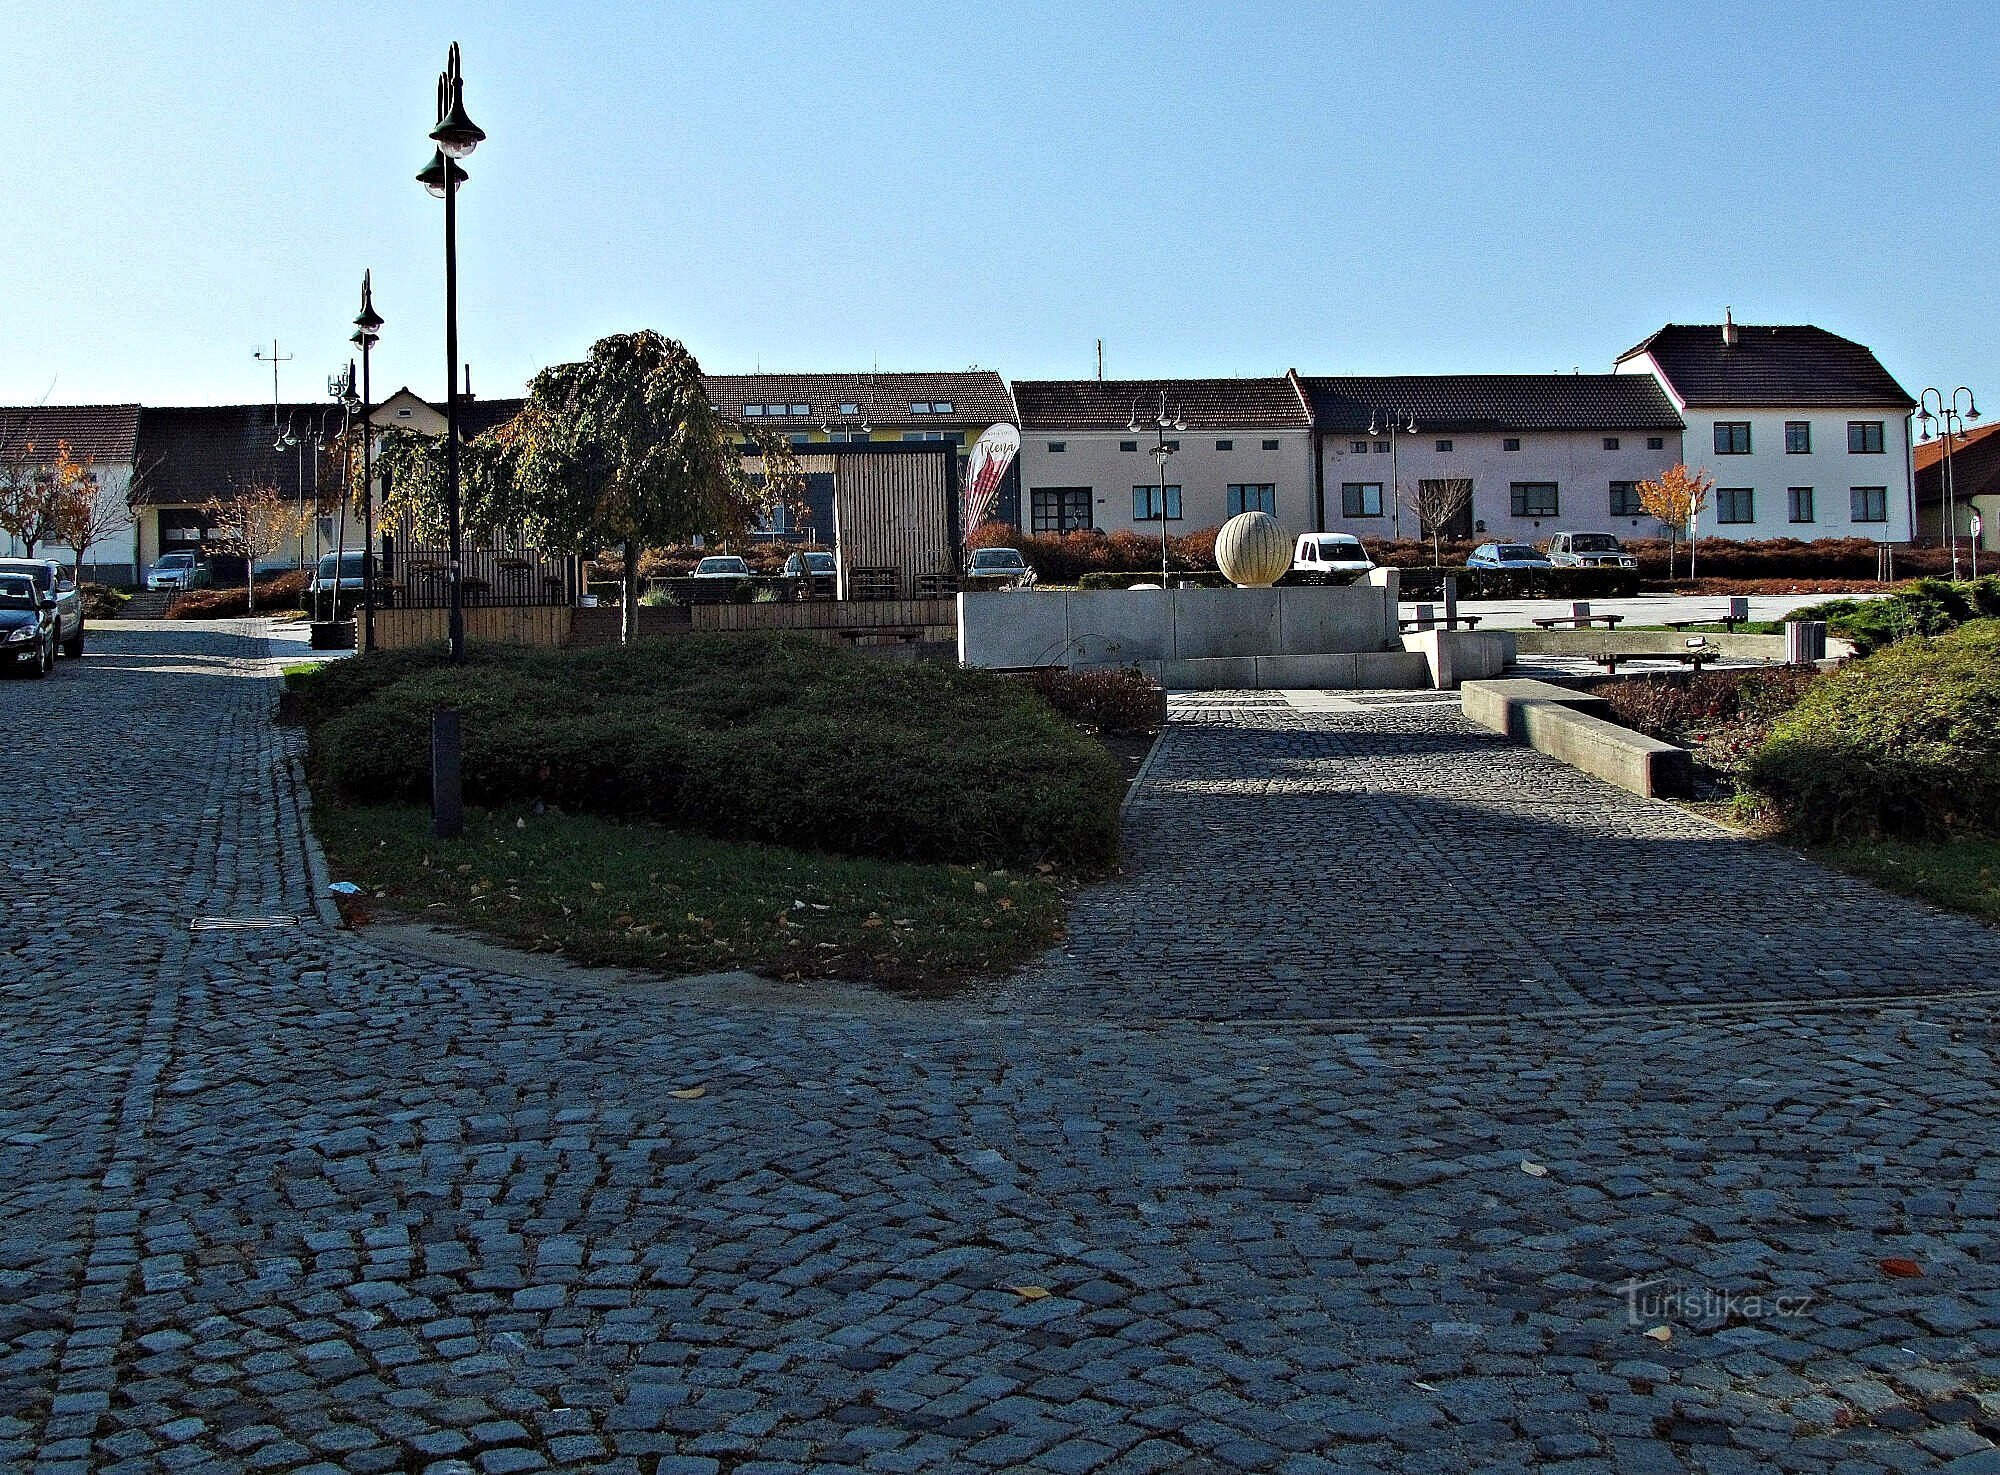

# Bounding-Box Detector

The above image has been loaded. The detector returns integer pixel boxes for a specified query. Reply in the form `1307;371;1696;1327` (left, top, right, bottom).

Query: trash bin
1783;619;1827;665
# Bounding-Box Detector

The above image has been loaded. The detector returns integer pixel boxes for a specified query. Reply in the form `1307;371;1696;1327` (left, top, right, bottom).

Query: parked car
0;557;84;656
964;547;1035;587
147;551;201;591
780;550;836;580
1467;542;1555;570
308;550;368;594
0;572;58;677
691;555;752;579
1545;531;1637;569
1291;533;1375;578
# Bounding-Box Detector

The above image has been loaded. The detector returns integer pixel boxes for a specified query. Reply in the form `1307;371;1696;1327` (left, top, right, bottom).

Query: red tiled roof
1914;419;2000;471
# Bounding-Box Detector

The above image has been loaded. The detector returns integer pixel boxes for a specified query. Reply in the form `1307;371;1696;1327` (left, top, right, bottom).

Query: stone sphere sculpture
1214;511;1291;587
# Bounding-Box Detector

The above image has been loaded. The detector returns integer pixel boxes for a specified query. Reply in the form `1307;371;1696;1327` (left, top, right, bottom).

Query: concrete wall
1015;428;1315;535
959;582;1399;670
1315;428;1681;544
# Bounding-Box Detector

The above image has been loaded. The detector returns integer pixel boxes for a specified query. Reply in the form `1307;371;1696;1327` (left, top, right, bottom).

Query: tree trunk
247;559;257;613
620;541;639;644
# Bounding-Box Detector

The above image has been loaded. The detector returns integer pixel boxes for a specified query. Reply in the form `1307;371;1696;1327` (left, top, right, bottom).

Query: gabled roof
1013;377;1311;432
1303;374;1683;434
1914;419;2000;472
0;404;143;464
702;371;1015;429
1616;324;1914;409
1915;422;2000;507
130;404;343;507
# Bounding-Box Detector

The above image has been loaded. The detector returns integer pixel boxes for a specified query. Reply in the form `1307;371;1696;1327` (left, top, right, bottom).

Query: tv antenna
253;339;293;428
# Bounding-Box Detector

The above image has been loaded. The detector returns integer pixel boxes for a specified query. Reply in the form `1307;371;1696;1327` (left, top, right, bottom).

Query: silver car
147;551;200;591
0;557;84;656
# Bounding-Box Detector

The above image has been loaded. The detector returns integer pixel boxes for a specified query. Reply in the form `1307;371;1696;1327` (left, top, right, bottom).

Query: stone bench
1461;677;1691;798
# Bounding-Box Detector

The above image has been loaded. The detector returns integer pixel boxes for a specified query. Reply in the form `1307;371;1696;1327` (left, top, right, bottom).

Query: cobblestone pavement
1;622;1997;1475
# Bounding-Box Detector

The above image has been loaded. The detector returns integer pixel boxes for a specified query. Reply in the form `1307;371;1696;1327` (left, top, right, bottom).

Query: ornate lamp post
350;272;384;650
417;42;485;661
1916;386;1979;579
275;416;308;571
1127;391;1185;583
1367;408;1418;541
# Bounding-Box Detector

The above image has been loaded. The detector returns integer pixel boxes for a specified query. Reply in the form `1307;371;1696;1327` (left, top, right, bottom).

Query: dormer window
933;400;953;414
910;402;933;414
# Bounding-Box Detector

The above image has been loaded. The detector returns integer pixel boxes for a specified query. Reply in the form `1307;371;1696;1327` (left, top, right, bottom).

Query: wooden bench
1592;648;1720;674
1399;614;1482;633
1533;613;1624;629
836;625;924;645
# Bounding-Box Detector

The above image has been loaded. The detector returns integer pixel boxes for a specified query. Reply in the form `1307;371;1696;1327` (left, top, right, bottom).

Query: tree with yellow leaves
0;438;97;559
1636;462;1715;580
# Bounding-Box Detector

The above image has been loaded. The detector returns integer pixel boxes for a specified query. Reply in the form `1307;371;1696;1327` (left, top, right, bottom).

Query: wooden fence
370;604;575;651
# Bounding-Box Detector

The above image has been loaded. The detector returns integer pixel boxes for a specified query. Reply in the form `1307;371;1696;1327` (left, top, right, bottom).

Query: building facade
1304;376;1685;543
1915;420;2000;553
1616;320;1917;543
1011;376;1315;536
0;404;143;582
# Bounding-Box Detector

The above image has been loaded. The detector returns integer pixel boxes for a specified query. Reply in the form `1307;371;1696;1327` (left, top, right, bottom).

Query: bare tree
1398;476;1474;567
57;473;132;584
202;482;311;612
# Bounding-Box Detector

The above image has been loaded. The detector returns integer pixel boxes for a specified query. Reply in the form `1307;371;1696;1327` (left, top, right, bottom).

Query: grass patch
1812;838;2000;926
318;804;1071;990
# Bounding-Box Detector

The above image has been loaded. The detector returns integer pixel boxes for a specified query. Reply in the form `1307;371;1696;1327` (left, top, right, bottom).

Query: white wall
1015;429;1315;535
1315;429;1682;544
0;461;138;580
1619;352;1912;542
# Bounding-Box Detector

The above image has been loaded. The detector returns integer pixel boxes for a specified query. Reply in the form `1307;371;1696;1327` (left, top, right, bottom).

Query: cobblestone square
2;621;1996;1474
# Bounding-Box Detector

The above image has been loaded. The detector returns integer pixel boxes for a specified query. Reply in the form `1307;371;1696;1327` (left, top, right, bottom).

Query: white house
1011;375;1315;536
0;404;143;582
1302;375;1685;543
1615;317;1916;543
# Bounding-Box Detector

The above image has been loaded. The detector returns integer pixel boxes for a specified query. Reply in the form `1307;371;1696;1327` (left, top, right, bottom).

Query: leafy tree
1637;463;1714;580
502;331;747;642
743;431;813;545
202;483;311;613
0;439;96;557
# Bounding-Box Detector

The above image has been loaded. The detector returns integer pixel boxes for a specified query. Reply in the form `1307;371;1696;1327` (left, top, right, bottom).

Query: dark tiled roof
703;371;1015;428
1616;324;1914;408
131;404;346;507
456;397;527;439
1013;377;1311;432
1302;375;1683;434
1915;423;2000;507
0;404;142;464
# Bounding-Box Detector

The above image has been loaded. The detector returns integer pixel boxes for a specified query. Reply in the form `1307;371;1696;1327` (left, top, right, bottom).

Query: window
1603;437;1621;451
831;430;869;443
1647;436;1664;451
1851;486;1888;522
1714;422;1752;454
1030;487;1092;534
902;431;951;442
910;402;933;414
1350;440;1369;454
1132;485;1182;521
1503;438;1521;452
1609;481;1642;516
1164;440;1179;451
1120;440;1137;452
1509;482;1558;517
933;400;954;414
838;402;859;416
1787;487;1814;523
788;433;810;447
1716;488;1754;523
789;403;809;416
1435;439;1453;453
1227;484;1276;516
1374;440;1391;454
1340;482;1384;517
1262;439;1280;451
1216;439;1233;451
744;404;765;417
1848;420;1885;454
1046;441;1066;453
1785;421;1811;454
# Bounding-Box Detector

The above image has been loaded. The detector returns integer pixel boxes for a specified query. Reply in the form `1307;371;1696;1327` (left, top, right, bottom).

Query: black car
0;571;58;677
0;557;84;656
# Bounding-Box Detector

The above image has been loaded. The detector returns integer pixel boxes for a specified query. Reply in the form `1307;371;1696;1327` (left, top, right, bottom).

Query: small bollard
431;708;463;840
1571;600;1591;618
1442;576;1459;627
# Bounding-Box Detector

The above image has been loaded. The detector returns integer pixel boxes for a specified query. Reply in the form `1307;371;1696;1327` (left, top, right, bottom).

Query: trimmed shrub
294;634;1123;870
1030;666;1165;735
1789;576;1997;654
1745;620;2000;841
167;569;309;619
1396;565;1641;600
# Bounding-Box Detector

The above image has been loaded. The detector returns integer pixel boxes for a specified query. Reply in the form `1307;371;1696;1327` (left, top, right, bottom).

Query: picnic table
1533;612;1623;630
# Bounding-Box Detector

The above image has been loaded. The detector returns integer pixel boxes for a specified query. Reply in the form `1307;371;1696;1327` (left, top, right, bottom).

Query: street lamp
1367;408;1419;541
275;417;307;571
1128;391;1185;583
1916;386;1979;579
350;271;383;651
418;42;484;661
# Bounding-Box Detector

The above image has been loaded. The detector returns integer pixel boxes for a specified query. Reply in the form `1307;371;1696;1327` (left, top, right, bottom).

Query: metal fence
379;512;578;609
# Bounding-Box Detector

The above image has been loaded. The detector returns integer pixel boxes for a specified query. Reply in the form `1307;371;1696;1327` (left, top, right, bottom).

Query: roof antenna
252;339;293;428
1097;338;1104;381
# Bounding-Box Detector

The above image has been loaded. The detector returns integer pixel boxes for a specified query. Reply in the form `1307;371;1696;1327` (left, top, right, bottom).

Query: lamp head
429;46;485;158
416;150;468;197
353;270;384;342
1366;415;1379;436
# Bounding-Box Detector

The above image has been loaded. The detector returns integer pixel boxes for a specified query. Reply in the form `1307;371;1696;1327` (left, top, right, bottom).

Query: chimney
1721;308;1738;348
463;365;475;400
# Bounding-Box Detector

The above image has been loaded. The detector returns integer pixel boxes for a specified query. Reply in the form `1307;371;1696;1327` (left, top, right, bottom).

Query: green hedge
289;634;1123;870
1396;565;1641;600
1788;576;2000;655
1745;620;2000;842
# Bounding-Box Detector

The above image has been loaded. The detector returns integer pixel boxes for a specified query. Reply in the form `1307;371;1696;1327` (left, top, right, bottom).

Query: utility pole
252;340;294;429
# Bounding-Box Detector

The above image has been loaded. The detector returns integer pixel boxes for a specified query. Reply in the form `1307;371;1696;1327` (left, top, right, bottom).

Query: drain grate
189;914;302;932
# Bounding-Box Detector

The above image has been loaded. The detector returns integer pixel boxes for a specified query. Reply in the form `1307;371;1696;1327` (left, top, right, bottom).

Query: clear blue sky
5;1;1994;411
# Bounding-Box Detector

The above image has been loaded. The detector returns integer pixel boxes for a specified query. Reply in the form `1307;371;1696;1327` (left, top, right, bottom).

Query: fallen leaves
1879;1257;1924;1279
668;1086;707;1100
1519;1160;1549;1178
1643;1325;1673;1342
1003;1285;1051;1300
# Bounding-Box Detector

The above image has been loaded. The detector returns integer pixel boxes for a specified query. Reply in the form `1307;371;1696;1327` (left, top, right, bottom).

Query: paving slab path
1;620;1997;1475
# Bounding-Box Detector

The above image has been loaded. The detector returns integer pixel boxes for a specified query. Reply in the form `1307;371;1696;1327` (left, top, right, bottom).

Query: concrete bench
1461;677;1691;798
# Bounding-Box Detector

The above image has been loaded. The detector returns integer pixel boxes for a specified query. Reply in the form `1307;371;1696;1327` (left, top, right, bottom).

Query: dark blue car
0;571;58;678
1467;542;1554;570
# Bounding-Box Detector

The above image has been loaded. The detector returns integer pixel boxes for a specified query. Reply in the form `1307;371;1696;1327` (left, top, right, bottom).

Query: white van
1291;533;1375;580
